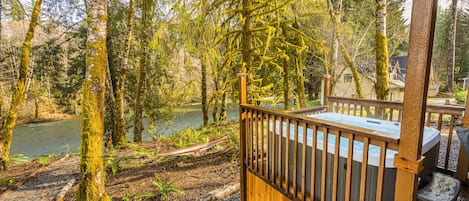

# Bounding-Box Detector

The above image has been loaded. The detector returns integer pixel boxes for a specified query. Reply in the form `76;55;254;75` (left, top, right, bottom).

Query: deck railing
323;96;465;172
241;104;400;201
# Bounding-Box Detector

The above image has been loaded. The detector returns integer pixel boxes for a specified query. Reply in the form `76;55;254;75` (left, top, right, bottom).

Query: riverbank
1;122;241;200
16;113;77;126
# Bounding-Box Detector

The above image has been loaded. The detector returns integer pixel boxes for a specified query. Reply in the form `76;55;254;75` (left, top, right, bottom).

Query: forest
0;0;468;200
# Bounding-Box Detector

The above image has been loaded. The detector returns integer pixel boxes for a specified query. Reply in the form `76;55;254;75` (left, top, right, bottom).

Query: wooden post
238;73;248;201
393;0;437;200
321;74;331;106
456;91;469;181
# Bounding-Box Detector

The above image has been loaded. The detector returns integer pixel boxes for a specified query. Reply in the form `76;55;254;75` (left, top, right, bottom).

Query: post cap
323;74;331;79
237;73;248;77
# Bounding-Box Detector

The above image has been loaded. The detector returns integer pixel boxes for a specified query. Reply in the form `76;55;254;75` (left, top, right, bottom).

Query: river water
10;104;239;158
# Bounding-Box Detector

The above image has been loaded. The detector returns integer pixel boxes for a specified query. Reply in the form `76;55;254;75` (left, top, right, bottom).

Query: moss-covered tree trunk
220;89;227;122
108;0;134;146
77;0;109;200
283;59;290;110
242;0;253;102
201;54;209;127
327;0;364;99
293;21;306;108
375;0;389;100
0;0;42;170
446;0;457;93
0;0;3;132
134;0;151;143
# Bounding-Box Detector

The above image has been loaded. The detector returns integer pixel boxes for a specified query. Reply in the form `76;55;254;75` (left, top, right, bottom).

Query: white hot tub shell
269;112;440;201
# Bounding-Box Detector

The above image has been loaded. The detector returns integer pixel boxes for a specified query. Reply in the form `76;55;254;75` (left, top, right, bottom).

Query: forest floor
0;123;240;201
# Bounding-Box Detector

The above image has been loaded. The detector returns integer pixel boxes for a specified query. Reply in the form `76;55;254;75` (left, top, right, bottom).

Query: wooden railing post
394;0;437;200
238;73;248;201
321;74;331;108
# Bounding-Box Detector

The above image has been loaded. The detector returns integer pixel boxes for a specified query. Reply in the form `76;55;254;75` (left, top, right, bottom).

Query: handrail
327;96;465;116
285;106;328;115
242;104;399;146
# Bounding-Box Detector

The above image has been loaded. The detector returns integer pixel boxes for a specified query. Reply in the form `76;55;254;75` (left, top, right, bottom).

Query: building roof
390;56;408;74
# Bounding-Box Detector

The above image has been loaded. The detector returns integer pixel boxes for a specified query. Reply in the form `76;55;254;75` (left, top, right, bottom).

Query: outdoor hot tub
269;112;440;201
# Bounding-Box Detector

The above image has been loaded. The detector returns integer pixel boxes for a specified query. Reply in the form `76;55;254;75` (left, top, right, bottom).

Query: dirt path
0;156;79;201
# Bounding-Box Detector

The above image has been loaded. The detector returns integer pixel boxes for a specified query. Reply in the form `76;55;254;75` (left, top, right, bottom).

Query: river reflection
10;104;239;157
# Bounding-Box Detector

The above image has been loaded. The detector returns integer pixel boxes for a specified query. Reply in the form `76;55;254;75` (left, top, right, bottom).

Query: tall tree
242;0;252;97
0;0;42;169
134;0;152;143
200;0;209;127
375;0;390;100
446;0;458;92
77;0;109;200
107;0;134;146
327;0;364;98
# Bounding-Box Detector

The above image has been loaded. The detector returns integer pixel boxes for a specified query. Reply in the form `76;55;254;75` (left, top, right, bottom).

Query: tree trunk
327;0;364;99
0;0;42;170
77;0;109;200
446;0;458;93
134;0;151;143
242;0;253;101
0;0;3;130
375;0;390;100
117;0;134;145
220;90;227;122
212;78;219;124
283;59;290;110
112;0;134;146
201;54;209;127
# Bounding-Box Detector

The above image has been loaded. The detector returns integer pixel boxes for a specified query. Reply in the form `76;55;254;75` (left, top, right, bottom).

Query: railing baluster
271;114;276;181
255;110;259;173
278;116;283;186
437;113;443;130
360;105;364;117
376;142;387;201
285;118;291;192
398;110;403;122
310;125;318;201
345;133;354;201
445;115;456;169
248;109;253;169
359;137;370;201
264;113;269;179
347;103;351;115
293;121;299;196
321;127;328;201
260;112;265;177
390;108;394;121
332;130;340;201
301;122;307;201
426;112;432;127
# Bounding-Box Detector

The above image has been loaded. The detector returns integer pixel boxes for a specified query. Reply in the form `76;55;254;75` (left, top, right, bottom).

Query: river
10;104;239;158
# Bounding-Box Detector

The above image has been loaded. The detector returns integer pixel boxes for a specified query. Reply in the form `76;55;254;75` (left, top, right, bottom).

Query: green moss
0;0;42;170
77;1;109;200
375;32;390;100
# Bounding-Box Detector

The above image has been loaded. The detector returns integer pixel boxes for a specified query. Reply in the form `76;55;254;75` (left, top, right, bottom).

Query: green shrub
455;90;467;104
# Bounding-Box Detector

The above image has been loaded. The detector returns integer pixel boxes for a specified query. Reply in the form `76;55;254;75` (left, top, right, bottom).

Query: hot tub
269;112;440;201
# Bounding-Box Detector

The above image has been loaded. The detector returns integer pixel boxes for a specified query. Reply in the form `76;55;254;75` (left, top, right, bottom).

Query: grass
164;125;236;149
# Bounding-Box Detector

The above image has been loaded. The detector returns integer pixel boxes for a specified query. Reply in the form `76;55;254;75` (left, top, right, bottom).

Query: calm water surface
10;104;239;157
